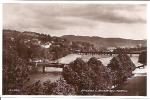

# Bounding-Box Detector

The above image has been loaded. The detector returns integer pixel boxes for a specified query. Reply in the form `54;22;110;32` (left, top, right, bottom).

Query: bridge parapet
28;62;68;73
75;51;142;55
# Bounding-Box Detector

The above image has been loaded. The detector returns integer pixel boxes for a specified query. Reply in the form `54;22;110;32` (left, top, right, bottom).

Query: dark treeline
113;47;147;54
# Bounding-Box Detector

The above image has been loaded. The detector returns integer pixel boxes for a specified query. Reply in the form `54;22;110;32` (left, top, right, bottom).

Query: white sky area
3;4;147;40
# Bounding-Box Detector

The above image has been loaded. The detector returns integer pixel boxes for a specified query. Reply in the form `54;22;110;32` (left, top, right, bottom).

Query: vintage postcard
2;3;147;96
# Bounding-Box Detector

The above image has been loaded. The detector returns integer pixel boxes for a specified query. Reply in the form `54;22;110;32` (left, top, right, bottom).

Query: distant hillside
3;29;72;61
3;30;96;60
61;35;147;48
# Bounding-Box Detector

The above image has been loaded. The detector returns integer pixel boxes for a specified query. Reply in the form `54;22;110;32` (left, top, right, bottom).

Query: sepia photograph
2;3;147;96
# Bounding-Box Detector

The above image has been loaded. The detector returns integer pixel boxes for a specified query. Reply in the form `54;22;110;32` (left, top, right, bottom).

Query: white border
0;1;150;99
0;2;2;97
0;1;150;3
147;1;150;99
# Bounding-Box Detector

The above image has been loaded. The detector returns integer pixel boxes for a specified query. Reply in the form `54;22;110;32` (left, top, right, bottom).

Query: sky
3;4;147;40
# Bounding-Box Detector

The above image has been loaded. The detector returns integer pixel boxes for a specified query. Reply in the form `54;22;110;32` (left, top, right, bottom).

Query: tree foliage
63;57;112;95
107;54;136;86
138;51;147;65
23;80;43;95
3;35;30;94
43;78;76;95
23;78;76;95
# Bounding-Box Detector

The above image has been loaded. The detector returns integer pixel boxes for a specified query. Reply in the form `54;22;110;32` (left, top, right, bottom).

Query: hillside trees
16;38;42;60
49;43;71;60
71;41;96;52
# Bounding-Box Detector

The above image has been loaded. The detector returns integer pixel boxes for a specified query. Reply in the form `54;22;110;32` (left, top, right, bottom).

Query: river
28;54;147;96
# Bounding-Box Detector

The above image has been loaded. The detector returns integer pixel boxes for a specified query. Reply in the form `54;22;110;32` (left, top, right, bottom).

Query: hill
61;35;147;49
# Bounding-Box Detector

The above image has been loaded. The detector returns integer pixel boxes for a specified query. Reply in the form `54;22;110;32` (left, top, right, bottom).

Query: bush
23;80;43;95
44;78;76;95
24;78;76;95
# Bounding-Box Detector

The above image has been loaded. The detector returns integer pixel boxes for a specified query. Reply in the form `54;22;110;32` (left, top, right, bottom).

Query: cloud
63;4;146;23
3;4;147;39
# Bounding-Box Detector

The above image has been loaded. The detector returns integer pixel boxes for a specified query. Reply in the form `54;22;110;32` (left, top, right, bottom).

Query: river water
28;54;147;96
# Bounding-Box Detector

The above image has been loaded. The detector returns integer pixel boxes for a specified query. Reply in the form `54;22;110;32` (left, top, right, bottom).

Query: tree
107;54;135;86
3;32;30;95
138;51;147;65
63;57;112;95
3;49;30;95
87;57;112;91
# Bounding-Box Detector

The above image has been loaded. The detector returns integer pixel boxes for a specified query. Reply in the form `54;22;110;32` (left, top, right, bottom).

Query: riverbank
27;72;62;85
112;76;146;96
112;64;147;96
